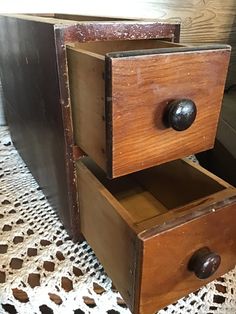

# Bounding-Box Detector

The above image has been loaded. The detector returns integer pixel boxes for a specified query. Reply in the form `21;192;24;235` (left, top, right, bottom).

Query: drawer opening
67;39;183;57
80;157;226;225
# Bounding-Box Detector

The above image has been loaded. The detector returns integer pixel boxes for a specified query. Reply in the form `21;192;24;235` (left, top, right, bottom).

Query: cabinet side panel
0;16;73;236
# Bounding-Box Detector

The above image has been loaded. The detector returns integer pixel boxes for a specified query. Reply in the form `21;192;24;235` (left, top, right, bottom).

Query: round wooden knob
188;248;221;279
166;99;197;131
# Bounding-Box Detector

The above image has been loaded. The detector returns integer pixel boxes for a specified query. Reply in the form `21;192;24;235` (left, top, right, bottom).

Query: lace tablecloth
0;126;236;314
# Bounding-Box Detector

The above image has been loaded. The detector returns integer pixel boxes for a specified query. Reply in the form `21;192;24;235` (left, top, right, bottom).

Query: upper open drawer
67;40;231;178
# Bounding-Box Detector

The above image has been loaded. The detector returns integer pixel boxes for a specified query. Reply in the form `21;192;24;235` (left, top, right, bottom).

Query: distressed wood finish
77;157;236;313
63;21;180;44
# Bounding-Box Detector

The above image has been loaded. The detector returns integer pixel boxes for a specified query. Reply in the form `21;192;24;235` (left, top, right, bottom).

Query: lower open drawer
76;158;236;314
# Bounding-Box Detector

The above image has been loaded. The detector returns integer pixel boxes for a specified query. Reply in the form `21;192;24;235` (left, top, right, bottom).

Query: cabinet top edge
0;14;180;27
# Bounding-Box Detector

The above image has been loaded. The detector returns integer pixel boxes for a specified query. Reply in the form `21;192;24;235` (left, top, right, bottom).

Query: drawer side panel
67;48;107;171
76;160;138;311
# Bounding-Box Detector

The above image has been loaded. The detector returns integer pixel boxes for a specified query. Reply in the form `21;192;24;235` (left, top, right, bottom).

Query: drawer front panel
107;47;230;177
138;202;236;314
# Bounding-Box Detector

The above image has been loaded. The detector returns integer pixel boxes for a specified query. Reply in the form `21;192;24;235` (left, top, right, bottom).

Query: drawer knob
188;247;221;279
166;99;197;131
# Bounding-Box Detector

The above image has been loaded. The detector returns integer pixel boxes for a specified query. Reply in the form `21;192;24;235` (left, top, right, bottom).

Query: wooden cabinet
0;14;235;314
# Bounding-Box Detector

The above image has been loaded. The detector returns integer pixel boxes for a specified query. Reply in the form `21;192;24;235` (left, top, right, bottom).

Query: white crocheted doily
0;126;236;314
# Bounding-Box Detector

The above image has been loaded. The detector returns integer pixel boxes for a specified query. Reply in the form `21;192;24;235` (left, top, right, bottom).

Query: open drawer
68;40;231;178
76;157;236;314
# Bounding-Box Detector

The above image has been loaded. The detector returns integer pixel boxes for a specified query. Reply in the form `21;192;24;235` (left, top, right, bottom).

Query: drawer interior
68;38;183;56
80;157;228;225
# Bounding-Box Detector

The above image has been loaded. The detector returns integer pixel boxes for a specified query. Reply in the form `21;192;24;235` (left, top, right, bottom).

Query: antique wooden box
0;14;235;314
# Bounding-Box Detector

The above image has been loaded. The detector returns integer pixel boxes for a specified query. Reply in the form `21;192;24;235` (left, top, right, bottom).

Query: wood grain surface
137;0;236;88
137;201;236;314
107;47;230;177
76;158;138;312
67;48;106;171
133;159;225;210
